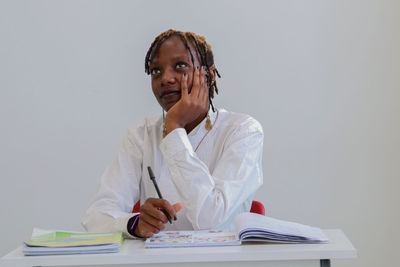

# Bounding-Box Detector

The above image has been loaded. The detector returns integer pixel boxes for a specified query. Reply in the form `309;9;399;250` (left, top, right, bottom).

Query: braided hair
145;29;221;112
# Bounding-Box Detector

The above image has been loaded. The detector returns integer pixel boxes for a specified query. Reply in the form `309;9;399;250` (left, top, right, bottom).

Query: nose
160;68;177;86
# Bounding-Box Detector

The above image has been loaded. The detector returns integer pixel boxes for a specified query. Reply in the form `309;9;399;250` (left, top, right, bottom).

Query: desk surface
1;229;356;267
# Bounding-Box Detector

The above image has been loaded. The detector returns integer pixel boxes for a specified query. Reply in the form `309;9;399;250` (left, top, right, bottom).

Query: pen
147;166;175;224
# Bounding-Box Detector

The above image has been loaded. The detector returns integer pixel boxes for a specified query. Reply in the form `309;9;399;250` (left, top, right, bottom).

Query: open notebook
145;212;328;248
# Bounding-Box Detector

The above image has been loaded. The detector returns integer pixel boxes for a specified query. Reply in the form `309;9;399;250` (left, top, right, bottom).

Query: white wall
1;0;399;266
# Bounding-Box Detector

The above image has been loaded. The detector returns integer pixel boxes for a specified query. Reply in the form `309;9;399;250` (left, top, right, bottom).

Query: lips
160;89;181;99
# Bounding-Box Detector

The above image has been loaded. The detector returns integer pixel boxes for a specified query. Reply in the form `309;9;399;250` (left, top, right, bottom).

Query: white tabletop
0;229;356;267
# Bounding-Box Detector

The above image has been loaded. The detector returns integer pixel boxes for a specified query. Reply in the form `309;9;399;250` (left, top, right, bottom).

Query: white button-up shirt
81;108;263;238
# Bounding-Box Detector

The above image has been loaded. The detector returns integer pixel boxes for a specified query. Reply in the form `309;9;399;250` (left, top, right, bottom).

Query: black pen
147;166;175;224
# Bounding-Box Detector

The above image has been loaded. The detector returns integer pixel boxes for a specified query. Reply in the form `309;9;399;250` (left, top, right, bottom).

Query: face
149;36;201;111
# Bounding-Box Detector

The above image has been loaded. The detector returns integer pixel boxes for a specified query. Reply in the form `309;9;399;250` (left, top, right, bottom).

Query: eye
150;68;161;75
176;62;188;69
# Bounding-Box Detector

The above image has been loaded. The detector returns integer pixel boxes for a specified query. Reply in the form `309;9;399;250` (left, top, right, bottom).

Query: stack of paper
23;228;123;256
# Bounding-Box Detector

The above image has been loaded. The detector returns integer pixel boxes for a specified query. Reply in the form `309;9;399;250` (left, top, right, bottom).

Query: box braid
145;29;221;112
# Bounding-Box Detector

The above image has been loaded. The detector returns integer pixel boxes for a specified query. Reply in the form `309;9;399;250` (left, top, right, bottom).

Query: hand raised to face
164;66;209;135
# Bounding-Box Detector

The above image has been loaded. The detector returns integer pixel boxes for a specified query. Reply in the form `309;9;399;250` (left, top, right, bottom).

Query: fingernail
197;66;200;71
174;215;177;221
184;72;187;77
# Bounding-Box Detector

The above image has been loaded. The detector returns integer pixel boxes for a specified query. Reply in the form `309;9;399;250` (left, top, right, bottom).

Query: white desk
1;229;356;267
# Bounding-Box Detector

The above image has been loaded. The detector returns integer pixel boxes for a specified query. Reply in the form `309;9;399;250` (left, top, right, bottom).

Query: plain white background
1;0;399;266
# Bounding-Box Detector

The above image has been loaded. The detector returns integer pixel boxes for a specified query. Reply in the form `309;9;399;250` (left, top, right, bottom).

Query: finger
199;66;208;99
173;202;184;213
196;66;208;110
141;201;169;223
137;219;160;238
141;205;167;226
191;66;200;98
180;72;188;98
158;199;177;222
144;198;177;223
140;212;166;231
198;66;204;98
202;80;209;105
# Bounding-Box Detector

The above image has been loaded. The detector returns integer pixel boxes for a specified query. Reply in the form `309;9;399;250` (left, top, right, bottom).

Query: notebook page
234;212;328;241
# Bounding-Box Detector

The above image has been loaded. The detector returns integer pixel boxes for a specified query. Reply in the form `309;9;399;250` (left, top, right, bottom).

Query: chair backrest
132;200;141;213
250;200;265;215
132;200;265;215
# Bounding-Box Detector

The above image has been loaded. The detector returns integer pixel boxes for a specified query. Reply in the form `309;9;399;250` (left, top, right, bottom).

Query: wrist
127;214;140;237
165;119;183;135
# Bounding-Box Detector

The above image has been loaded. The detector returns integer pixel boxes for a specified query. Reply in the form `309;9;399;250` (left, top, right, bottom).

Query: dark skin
134;36;216;238
150;35;216;134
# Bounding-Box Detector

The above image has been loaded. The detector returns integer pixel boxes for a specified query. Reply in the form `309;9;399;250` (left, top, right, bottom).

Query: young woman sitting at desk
81;29;264;238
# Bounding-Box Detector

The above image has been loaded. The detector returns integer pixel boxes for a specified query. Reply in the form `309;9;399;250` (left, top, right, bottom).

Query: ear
209;65;217;82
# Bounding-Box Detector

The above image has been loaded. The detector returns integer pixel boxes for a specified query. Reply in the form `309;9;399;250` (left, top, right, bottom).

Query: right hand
164;66;209;134
134;198;183;238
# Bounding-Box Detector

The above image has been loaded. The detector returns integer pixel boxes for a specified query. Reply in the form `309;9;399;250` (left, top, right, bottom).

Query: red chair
250;200;265;216
132;200;265;215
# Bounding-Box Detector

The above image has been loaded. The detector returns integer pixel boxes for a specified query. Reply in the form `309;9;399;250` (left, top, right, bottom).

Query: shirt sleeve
160;117;264;230
81;128;143;239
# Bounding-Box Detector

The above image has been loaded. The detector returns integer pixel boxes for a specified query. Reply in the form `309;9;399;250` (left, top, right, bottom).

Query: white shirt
81;108;263;238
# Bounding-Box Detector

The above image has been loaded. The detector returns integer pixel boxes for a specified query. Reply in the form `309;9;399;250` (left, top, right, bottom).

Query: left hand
164;66;209;134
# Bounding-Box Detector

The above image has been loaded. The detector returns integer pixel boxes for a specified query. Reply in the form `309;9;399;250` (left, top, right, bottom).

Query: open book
145;212;328;248
23;228;123;256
